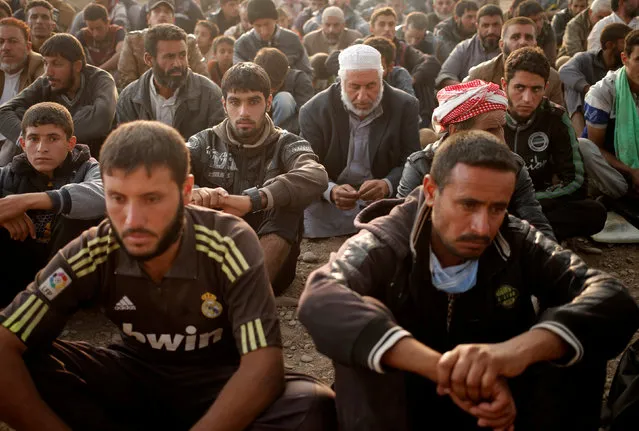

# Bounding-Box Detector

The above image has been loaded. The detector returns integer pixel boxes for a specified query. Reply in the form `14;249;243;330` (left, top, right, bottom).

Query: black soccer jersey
0;205;281;367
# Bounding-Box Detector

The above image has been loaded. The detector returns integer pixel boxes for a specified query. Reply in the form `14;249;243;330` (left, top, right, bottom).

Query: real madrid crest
495;285;519;309
201;293;223;319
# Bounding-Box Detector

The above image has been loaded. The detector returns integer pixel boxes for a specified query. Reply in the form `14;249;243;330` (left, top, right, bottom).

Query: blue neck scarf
429;248;479;294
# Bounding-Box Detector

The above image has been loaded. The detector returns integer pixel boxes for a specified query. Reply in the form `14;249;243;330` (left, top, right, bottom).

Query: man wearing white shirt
587;0;639;50
0;18;44;165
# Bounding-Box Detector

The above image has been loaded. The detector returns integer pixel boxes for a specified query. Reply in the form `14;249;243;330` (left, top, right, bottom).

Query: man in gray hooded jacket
0;103;104;306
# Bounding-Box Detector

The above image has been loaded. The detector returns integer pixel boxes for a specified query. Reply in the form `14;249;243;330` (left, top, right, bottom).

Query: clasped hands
190;187;252;217
434;342;532;431
329;180;389;210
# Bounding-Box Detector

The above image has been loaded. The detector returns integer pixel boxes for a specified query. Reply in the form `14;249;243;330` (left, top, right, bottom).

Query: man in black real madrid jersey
0;120;336;431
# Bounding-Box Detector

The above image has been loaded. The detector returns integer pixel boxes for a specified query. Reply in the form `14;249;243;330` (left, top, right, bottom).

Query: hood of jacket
10;143;92;178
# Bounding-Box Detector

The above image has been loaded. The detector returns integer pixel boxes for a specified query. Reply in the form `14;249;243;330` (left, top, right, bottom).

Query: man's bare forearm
382;337;441;382
190;347;285;431
0;331;69;430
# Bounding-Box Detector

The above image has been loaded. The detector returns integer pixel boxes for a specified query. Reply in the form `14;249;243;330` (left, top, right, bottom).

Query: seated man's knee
272;92;297;120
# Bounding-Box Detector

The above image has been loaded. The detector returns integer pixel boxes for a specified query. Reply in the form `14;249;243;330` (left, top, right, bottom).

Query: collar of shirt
60;74;86;107
114;211;198;280
149;74;180;106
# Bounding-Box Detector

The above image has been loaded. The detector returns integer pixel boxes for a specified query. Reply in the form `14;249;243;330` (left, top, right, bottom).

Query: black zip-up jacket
299;187;639;428
505;98;587;202
396;137;555;240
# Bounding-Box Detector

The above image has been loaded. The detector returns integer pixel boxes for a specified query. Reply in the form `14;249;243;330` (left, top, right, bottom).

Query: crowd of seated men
0;0;638;429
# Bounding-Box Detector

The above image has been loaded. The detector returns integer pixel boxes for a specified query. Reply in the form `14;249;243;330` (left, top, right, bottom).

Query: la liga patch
38;268;72;301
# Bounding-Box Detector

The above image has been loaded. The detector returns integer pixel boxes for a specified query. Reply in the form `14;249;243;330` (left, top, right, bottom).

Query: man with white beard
300;44;420;238
0;18;44;165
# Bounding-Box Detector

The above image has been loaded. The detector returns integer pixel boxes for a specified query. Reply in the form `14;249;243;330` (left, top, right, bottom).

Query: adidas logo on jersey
114;296;136;311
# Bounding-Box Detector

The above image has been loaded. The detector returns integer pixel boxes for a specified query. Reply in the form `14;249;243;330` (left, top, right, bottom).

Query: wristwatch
242;187;263;213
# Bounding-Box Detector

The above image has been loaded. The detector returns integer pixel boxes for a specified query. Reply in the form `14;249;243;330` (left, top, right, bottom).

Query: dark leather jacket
396;138;556;240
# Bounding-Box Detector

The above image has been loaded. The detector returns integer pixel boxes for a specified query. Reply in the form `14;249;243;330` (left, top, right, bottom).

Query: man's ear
498;38;504;51
67;135;77;152
266;93;273;112
500;77;507;91
19;136;26;151
143;52;153;68
423;174;438;207
73;59;83;74
182;174;195;204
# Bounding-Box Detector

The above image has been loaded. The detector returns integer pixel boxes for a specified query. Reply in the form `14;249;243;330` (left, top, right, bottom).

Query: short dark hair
100;121;191;186
25;0;53;17
221;62;271;100
504;46;549;83
405;11;428;30
515;0;544;18
455;1;478;18
309;52;330;79
601;23;632;48
40;34;86;68
253;47;288;89
212;34;235;53
612;0;620;12
501;16;536;38
195;19;219;39
477;4;503;21
22;102;74;139
0;0;12;17
431;130;518;189
0;17;30;42
624;29;639;57
364;36;396;66
144;23;187;57
83;3;109;22
370;6;396;26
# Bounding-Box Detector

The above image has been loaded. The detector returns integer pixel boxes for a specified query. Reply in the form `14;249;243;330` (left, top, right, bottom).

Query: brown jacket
303;28;362;57
467;53;565;107
558;9;592;58
0;51;44;100
117;30;208;90
49;0;76;32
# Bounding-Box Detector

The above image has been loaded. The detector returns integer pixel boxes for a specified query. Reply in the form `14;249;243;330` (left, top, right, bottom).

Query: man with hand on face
300;44;420;238
187;63;327;295
433;0;478;63
0;102;104;307
303;6;361;56
0;33;117;158
0;18;44;165
0;120;337;430
561;23;631;135
436;4;503;88
397;79;555;240
234;0;312;77
468;17;565;106
117;0;207;90
116;24;224;143
298;130;639;431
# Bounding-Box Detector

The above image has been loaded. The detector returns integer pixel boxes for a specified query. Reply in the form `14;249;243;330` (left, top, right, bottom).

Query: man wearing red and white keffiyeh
397;79;556;240
431;79;508;133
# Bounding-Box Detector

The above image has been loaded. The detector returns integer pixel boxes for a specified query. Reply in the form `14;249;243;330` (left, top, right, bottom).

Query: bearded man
0;33;117;158
0;18;44;165
435;4;503;88
116;24;225;141
300;44;420;238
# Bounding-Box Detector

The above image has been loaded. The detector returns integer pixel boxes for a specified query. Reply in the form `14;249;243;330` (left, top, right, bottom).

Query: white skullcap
338;44;382;72
322;6;344;22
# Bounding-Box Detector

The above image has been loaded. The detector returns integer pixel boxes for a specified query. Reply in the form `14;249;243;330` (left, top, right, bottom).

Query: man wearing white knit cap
300;44;420;238
303;5;362;56
397;79;556;240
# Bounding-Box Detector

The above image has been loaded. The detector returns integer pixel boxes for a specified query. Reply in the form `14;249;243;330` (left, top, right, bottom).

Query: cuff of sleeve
45;190;63;214
575;79;589;94
530;322;583;367
383;178;393;197
322;181;337;202
352;316;412;374
261;187;274;210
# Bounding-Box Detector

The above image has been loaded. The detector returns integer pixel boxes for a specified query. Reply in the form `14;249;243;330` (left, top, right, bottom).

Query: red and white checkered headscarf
431;80;508;133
